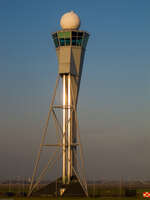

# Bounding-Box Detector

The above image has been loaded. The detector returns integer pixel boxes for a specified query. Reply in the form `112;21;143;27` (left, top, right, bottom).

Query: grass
0;184;147;200
0;198;139;200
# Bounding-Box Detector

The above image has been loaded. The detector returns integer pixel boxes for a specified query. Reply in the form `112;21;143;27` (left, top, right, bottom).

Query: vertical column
62;75;67;184
71;76;78;173
67;74;71;183
72;111;77;172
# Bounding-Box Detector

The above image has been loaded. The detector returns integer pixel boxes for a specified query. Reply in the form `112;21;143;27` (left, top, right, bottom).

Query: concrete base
32;176;86;197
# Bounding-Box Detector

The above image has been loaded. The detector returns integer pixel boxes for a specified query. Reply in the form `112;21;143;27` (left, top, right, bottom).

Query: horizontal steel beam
43;143;79;147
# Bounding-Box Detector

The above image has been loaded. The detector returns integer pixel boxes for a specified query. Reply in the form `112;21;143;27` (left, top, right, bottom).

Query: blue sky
0;0;150;181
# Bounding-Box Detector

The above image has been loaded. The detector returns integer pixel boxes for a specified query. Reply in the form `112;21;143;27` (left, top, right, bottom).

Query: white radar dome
60;11;80;30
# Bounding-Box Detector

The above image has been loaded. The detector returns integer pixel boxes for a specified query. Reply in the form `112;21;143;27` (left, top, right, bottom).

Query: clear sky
0;0;150;181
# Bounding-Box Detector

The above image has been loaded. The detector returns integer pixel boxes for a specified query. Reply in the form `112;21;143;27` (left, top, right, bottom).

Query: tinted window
54;38;59;47
65;38;70;46
76;37;82;46
58;32;71;38
63;32;71;38
78;32;83;37
72;31;77;36
72;37;76;45
60;38;65;46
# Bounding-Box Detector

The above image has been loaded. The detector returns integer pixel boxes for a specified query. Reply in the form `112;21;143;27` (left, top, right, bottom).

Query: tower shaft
62;74;76;184
54;30;89;185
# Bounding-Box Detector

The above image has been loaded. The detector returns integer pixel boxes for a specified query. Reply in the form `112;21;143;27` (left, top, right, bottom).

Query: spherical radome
60;11;80;30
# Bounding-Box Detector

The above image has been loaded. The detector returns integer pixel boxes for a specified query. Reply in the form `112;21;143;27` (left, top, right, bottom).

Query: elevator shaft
62;74;76;184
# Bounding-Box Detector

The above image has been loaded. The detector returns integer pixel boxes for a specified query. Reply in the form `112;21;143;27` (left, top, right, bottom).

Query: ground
0;198;139;200
0;183;146;199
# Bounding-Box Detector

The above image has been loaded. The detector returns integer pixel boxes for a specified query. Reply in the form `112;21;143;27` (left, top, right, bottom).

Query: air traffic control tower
28;11;89;197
